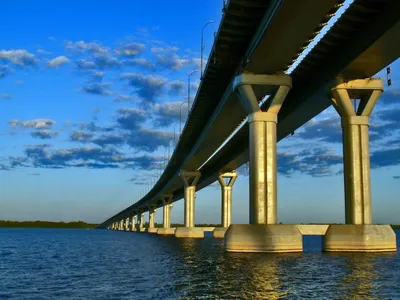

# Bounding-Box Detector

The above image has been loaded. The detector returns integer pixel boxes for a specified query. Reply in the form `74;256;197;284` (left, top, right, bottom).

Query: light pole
179;101;187;135
158;163;163;177
188;70;199;116
173;121;180;145
201;20;214;79
164;146;169;168
167;137;174;161
152;174;158;186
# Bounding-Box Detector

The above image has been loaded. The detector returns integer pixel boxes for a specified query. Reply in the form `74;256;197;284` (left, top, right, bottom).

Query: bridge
98;0;400;253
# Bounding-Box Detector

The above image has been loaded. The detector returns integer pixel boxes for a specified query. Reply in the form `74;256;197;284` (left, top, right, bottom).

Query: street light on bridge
179;101;187;135
201;20;214;79
188;70;199;116
166;137;174;161
173;121;180;146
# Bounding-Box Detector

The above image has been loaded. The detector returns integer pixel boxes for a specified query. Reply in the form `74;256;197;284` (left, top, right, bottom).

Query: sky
0;0;399;225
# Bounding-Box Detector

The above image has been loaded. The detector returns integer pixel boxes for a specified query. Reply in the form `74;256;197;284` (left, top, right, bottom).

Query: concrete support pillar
125;218;129;231
213;171;237;238
324;78;396;252
136;211;145;232
147;206;158;233
331;79;382;225
248;111;278;224
175;171;204;238
225;74;302;252
131;215;137;232
157;194;175;235
149;207;156;228
119;220;124;231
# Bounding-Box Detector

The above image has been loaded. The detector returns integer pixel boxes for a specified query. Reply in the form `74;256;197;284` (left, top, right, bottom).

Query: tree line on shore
0;220;98;229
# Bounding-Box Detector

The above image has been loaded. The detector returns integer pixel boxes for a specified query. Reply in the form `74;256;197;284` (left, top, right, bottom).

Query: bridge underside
103;0;399;253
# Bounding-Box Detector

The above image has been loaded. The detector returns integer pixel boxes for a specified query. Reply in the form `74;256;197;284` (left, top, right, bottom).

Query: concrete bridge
99;0;400;253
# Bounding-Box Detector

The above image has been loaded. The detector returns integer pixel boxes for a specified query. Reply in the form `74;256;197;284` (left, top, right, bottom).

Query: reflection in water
217;253;303;299
329;253;397;300
1;230;399;299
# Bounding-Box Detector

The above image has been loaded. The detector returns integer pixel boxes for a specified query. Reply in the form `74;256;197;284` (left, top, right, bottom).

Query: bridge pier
136;211;145;232
147;206;158;233
175;171;204;238
213;171;237;238
323;78;396;252
225;74;302;252
131;215;137;232
157;194;175;235
125;217;130;231
119;219;124;231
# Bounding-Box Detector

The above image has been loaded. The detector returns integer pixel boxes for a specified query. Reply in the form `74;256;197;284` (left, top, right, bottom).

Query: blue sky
1;0;399;225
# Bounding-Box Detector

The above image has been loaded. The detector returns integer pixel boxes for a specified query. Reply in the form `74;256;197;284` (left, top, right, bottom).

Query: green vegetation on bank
392;225;400;230
0;220;98;229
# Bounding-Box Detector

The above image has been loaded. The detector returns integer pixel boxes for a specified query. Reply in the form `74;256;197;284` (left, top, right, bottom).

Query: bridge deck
197;0;400;192
102;0;400;225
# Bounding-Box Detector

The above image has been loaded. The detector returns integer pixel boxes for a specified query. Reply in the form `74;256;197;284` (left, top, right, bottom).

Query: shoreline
0;220;98;229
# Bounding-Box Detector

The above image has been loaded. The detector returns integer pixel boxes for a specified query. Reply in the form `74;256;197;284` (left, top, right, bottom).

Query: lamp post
201;20;214;79
179;101;187;135
188;70;199;116
173;121;180;145
152;174;158;186
167;137;174;161
164;146;169;168
158;163;163;177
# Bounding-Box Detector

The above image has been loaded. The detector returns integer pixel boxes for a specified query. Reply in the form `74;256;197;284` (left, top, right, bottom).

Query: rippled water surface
1;228;399;299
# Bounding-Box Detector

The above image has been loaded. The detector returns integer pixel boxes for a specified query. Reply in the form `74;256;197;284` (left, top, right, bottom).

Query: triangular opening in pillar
186;176;196;186
223;177;232;186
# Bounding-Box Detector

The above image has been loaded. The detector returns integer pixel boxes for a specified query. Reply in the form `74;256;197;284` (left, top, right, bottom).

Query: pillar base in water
157;228;176;235
175;227;204;238
213;227;227;238
323;225;397;252
225;224;303;252
147;228;158;234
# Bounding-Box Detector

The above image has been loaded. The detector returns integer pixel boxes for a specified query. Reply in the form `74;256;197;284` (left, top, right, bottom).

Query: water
1;229;399;300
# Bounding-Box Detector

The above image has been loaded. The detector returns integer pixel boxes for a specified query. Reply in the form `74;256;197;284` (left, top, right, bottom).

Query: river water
0;228;399;299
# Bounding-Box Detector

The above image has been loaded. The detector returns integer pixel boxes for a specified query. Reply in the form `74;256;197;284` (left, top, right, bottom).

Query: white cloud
65;40;109;56
0;49;38;66
9;118;56;129
114;43;145;57
123;58;155;70
31;130;58;140
74;59;97;70
114;94;135;102
151;46;179;53
79;82;113;96
120;73;166;103
37;49;52;55
155;53;190;70
47;56;69;68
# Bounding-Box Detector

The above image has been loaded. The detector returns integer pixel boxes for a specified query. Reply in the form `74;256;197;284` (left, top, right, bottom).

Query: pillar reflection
329;253;395;299
217;253;301;299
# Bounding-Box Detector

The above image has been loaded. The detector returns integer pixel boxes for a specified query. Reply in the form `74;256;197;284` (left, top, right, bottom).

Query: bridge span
100;0;400;253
